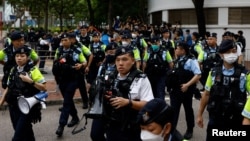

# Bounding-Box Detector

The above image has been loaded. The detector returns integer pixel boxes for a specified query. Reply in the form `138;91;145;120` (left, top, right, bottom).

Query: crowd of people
0;16;249;141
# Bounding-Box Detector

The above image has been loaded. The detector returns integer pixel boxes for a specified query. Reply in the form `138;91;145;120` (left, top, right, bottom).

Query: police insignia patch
122;48;126;53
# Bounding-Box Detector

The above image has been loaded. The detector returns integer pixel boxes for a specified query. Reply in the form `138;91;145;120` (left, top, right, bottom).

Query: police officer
121;32;141;70
0;47;46;141
90;42;118;141
137;98;184;141
52;33;87;137
0;31;39;89
79;25;91;47
197;39;250;141
200;32;221;87
104;46;154;141
191;32;204;66
160;29;175;59
86;31;106;94
167;42;201;140
145;36;173;100
68;33;92;109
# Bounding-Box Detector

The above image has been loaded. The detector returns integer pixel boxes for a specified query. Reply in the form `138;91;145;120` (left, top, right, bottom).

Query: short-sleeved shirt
81;45;92;57
242;97;250;119
117;73;154;101
7;66;46;85
0;46;39;63
178;56;202;75
194;42;204;63
204;66;250;93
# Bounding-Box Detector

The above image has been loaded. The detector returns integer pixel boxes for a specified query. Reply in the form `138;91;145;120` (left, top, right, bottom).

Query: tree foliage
6;0;147;30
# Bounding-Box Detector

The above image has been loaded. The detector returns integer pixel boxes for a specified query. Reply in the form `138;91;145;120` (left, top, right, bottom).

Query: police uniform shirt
236;44;242;56
39;38;49;46
54;47;86;63
242;97;250;119
117;73;154;101
7;66;46;85
146;49;173;63
194;41;205;63
81;45;92;57
90;42;106;51
178;56;201;75
204;66;250;93
0;47;39;63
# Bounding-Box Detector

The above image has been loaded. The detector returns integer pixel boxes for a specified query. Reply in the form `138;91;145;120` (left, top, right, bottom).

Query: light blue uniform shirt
178;56;201;75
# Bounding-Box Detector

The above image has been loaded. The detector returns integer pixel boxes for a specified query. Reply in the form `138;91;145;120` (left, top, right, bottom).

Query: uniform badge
21;48;24;53
122;48;126;53
142;112;150;123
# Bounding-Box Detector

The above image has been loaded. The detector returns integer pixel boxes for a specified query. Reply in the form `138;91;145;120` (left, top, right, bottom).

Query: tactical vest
131;37;143;54
145;46;168;75
207;65;247;121
89;41;105;64
190;41;199;58
106;68;144;130
6;62;40;105
161;39;174;58
202;47;221;71
52;46;81;82
167;56;195;90
2;46;32;89
79;35;90;47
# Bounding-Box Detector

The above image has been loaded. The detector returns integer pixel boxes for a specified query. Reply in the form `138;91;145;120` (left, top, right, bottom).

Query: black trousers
77;73;89;104
9;104;35;141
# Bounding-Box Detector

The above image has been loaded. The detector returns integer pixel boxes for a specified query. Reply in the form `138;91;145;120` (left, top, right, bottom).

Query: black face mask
106;55;115;63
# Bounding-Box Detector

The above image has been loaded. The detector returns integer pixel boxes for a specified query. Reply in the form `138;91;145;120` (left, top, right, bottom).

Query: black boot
56;125;64;137
67;117;80;127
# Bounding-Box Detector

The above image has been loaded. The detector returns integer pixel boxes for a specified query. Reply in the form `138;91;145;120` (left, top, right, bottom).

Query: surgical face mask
151;45;159;52
223;53;238;64
122;41;129;47
106;54;116;63
132;33;137;38
140;130;164;141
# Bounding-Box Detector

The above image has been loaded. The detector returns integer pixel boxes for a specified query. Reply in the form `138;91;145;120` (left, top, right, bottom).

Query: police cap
137;98;174;127
192;32;200;39
67;33;76;38
14;46;30;56
105;42;118;52
92;32;100;37
122;33;132;39
80;25;88;29
115;46;134;58
176;41;190;54
207;32;217;38
10;31;24;41
151;36;160;44
161;29;170;34
223;31;232;37
218;39;236;53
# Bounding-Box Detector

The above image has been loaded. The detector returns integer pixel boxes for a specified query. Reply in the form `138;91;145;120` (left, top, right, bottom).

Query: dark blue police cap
122;33;132;39
137;98;174;126
219;39;236;53
92;32;100;37
67;33;76;38
151;36;160;43
161;29;170;34
223;31;232;37
105;42;118;51
115;46;134;58
10;31;24;41
14;46;31;56
176;41;190;53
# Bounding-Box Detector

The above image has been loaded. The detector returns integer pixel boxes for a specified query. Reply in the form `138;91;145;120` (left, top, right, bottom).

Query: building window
168;8;218;25
229;7;250;24
152;11;162;25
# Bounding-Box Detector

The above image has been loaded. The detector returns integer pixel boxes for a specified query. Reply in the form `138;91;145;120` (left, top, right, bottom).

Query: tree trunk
108;0;113;29
192;0;206;39
44;0;49;32
59;14;63;32
86;0;94;25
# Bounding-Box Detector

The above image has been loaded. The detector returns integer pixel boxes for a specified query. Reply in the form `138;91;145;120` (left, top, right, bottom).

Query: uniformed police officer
90;42;118;141
197;39;250;141
86;32;106;95
52;33;87;137
0;47;46;141
160;29;175;59
68;33;92;109
79;25;91;47
242;97;250;125
121;32;141;70
191;32;204;66
200;33;221;87
145;36;173;100
104;46;154;141
167;42;201;140
0;31;39;89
